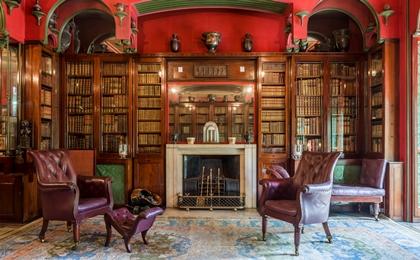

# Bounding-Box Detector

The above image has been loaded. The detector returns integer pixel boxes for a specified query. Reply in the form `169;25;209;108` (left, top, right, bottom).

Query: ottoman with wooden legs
104;207;164;252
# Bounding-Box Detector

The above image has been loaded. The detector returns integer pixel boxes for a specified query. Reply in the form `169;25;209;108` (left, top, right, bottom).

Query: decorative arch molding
43;0;113;46
0;2;9;48
56;9;115;53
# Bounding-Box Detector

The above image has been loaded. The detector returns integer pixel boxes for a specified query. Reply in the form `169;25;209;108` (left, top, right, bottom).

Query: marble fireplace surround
166;144;257;208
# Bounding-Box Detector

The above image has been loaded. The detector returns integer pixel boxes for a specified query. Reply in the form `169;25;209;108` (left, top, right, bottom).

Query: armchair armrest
258;178;291;216
77;175;113;207
302;182;332;194
298;181;332;225
38;182;79;220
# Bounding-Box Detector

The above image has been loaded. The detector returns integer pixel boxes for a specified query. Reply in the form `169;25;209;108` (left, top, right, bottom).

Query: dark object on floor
29;150;113;246
105;207;164;252
258;151;341;256
130;188;162;207
332;159;387;220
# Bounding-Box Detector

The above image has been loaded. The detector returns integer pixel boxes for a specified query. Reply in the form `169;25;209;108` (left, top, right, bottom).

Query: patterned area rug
1;213;420;259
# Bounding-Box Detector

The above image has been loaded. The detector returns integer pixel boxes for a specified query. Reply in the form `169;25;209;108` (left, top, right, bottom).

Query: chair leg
373;203;380;221
294;225;301;256
322;222;332;243
66;221;72;232
105;220;112;247
124;237;132;253
301;226;304;234
262;216;267;241
39;219;49;242
73;222;80;246
141;230;149;245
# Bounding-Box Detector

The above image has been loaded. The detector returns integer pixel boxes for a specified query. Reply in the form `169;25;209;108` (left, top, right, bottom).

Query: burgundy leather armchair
258;151;341;256
29;150;113;245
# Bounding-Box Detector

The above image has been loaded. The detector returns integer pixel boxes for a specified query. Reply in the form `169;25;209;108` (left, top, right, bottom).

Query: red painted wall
3;1;25;43
138;9;287;53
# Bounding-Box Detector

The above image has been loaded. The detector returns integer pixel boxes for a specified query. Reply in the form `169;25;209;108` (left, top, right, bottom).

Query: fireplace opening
179;154;244;209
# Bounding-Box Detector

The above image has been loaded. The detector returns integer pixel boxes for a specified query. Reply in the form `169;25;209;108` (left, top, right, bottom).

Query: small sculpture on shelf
170;33;180;52
172;133;179;144
242;33;253;52
118;138;128;159
19;120;32;149
244;132;253;144
332;29;350;52
202;32;221;53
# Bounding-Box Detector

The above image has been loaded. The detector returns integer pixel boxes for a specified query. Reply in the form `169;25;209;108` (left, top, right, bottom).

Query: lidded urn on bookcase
170;33;180;52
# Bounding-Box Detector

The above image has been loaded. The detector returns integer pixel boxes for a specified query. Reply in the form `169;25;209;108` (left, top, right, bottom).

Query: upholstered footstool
104;207;163;252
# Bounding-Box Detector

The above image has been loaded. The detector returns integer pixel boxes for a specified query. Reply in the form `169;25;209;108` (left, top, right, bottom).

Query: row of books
261;98;285;108
40;139;51;151
297;78;323;95
331;136;356;152
41;122;51;137
233;114;244;123
296;63;322;77
215;107;227;114
232;124;244;134
262;121;285;133
137;121;160;132
296;97;321;116
137;97;161;108
67;78;92;95
138;73;160;84
41;106;52;120
301;138;322;152
102;95;127;111
330;79;357;96
263;72;285;85
67;96;93;113
137;110;160;120
263;133;285;146
372;124;383;138
371;59;383;78
371;92;383;106
180;114;192;123
261;86;286;97
41;73;53;87
214;115;227;124
41;89;52;106
138;134;161;145
371;107;383;119
330;106;356;116
138;85;161;96
138;146;161;153
296;117;321;135
138;64;160;72
102;63;127;76
197;114;209;123
371;139;383;153
331;116;355;135
330;97;357;114
41;55;53;75
102;115;128;133
67;62;93;76
330;64;357;77
262;62;285;71
67;135;93;149
102;135;126;153
196;107;209;114
101;77;127;94
261;110;285;121
67;115;93;134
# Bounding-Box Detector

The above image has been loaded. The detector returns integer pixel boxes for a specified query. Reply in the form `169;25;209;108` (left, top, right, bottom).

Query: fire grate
177;194;245;210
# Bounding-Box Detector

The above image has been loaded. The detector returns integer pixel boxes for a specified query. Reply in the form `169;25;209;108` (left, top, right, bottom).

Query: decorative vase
170;33;180;52
332;29;350;52
202;32;221;53
243;33;253;52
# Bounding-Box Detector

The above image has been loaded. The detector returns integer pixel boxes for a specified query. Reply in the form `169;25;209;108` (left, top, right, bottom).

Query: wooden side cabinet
134;155;165;205
385;161;404;220
0;173;39;222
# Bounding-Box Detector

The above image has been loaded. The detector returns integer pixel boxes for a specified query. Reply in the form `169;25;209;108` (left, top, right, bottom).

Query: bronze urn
202;32;221;53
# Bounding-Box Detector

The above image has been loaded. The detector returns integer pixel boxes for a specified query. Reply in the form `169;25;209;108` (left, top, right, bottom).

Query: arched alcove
308;10;363;52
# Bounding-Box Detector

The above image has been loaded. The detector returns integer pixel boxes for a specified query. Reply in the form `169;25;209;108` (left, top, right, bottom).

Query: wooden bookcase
134;57;166;202
291;54;362;158
258;56;289;180
366;41;398;160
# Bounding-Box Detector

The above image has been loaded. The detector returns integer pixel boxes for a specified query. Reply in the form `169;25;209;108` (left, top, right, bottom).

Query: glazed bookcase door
40;52;54;150
64;59;94;149
259;60;288;153
99;61;130;155
293;59;324;152
135;60;164;154
328;61;359;155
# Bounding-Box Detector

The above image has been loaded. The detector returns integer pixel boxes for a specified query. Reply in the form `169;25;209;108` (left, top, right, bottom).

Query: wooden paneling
385;161;404;220
67;150;95;176
134;155;165;204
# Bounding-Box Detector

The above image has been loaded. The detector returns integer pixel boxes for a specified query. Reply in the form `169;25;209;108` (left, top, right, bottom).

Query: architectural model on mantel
203;121;219;143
